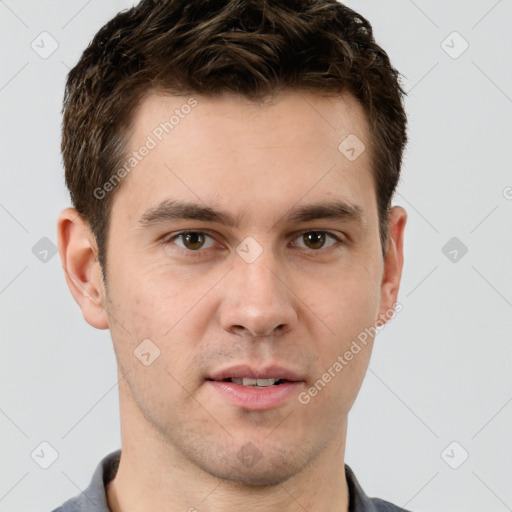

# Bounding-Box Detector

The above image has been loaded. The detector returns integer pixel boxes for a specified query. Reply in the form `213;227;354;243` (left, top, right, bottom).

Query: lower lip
206;380;304;411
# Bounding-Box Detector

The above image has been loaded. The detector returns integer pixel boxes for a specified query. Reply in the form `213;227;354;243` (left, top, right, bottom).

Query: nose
218;247;298;338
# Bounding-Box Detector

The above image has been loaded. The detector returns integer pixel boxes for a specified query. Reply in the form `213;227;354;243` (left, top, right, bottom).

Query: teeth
231;378;278;387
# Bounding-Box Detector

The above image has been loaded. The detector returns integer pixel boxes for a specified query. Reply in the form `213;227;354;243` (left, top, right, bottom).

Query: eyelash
163;230;344;257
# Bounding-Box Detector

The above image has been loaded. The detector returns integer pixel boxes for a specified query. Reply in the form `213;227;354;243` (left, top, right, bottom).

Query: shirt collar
66;449;392;512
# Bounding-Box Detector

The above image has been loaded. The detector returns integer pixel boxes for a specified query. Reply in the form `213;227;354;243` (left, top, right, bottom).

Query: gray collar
52;449;411;512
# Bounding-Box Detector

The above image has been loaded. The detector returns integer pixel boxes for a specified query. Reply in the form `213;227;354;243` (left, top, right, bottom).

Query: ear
376;206;407;325
57;208;109;330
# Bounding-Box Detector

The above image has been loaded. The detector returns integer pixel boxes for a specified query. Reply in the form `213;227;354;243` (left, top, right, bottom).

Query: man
54;0;409;510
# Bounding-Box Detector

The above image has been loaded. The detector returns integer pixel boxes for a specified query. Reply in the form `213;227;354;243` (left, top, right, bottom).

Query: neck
107;381;350;512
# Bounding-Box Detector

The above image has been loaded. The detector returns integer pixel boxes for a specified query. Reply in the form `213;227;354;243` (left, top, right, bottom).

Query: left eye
291;231;340;250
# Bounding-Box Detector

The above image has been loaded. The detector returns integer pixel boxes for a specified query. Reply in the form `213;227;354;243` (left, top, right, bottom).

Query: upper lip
207;364;304;382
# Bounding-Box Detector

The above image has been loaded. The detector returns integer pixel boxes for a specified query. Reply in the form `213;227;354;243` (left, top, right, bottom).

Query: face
62;90;406;486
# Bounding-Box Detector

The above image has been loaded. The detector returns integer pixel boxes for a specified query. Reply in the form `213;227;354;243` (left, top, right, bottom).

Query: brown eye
305;232;325;249
170;231;215;251
293;231;339;250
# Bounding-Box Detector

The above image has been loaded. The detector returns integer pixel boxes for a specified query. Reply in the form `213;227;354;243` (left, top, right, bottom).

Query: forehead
132;89;370;149
112;89;376;227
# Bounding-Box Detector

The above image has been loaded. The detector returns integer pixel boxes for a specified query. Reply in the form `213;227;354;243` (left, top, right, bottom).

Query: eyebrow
137;198;365;229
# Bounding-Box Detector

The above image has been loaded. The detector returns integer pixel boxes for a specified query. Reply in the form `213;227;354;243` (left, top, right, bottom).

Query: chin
213;462;300;487
192;444;311;487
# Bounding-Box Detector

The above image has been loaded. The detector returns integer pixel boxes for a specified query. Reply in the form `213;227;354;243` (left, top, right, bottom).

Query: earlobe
377;206;407;325
57;208;109;330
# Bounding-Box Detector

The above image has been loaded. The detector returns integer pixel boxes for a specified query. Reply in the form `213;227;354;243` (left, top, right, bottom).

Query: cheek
302;260;380;402
110;258;202;327
310;260;381;337
108;277;201;410
106;260;219;376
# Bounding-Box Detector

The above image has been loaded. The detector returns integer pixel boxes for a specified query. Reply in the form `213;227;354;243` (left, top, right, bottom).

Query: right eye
166;231;217;252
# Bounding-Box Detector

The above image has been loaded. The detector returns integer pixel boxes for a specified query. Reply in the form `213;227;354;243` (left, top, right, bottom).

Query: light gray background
1;1;511;511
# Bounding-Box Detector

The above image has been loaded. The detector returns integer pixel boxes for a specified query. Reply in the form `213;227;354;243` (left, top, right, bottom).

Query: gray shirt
51;450;412;512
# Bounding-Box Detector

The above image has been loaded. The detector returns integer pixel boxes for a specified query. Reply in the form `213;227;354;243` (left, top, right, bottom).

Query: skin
57;90;406;512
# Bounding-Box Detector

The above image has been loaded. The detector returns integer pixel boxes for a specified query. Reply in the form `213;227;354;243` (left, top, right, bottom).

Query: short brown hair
62;0;407;279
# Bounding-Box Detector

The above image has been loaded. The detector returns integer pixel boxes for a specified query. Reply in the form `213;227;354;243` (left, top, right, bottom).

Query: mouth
207;364;304;385
207;377;294;388
205;364;305;410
